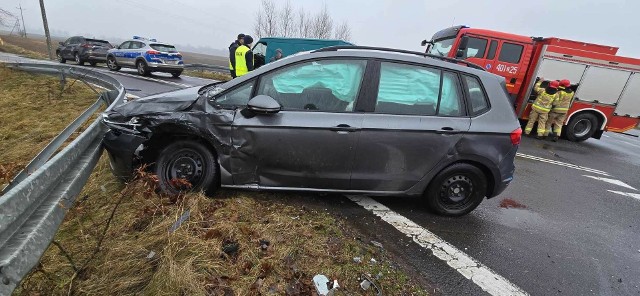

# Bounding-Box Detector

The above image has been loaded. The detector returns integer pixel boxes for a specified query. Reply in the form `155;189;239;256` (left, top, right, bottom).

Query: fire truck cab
423;25;640;141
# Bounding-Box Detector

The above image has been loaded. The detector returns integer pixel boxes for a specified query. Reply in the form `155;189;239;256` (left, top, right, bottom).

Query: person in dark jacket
270;48;284;62
228;33;245;78
234;35;254;77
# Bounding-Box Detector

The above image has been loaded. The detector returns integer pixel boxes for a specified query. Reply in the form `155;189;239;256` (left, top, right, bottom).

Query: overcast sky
2;0;640;56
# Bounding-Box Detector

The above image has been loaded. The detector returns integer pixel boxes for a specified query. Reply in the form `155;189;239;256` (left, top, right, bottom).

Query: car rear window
463;75;490;115
150;44;178;53
86;39;112;47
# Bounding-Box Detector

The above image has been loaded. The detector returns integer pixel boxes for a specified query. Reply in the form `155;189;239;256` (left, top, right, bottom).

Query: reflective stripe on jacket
532;81;557;114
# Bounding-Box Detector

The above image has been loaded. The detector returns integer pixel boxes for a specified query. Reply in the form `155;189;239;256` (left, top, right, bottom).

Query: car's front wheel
56;51;66;63
136;60;150;76
107;56;120;71
154;140;218;196
425;163;487;216
171;71;182;78
74;53;84;65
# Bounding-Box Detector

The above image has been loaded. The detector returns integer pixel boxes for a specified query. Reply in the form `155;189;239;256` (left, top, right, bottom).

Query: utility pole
17;5;27;37
39;0;53;59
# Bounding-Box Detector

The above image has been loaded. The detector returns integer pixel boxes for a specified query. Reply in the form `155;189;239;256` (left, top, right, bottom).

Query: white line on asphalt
516;153;610;176
608;190;640;201
583;175;637;191
93;68;193;88
347;195;529;296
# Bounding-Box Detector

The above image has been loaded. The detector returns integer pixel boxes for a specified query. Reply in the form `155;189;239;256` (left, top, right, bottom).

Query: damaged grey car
101;46;521;216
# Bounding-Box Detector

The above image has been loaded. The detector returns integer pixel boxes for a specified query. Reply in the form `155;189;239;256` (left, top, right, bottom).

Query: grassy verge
0;66;100;189
0;41;47;60
16;156;427;295
183;69;232;82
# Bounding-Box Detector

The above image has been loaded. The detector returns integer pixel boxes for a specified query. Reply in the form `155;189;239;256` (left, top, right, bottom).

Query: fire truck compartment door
615;73;640;117
537;59;587;84
575;66;631;105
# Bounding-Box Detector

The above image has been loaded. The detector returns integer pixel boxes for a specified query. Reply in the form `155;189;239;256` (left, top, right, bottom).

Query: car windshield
428;38;455;56
150;44;178;53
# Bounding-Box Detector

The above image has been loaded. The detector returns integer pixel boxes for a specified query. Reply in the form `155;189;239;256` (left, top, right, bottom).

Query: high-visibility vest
234;45;251;77
532;81;558;113
553;88;574;113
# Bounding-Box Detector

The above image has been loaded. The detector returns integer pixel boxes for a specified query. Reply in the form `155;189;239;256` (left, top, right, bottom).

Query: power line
16;4;26;37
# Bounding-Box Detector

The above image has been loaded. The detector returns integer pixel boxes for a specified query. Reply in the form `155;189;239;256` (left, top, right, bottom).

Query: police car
106;36;184;77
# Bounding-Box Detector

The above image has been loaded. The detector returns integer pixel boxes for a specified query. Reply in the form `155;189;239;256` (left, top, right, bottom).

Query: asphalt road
3;52;639;295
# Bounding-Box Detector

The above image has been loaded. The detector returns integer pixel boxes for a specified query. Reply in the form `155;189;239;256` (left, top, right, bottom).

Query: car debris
312;274;339;296
168;210;190;233
359;274;383;295
371;240;384;249
353;257;362;263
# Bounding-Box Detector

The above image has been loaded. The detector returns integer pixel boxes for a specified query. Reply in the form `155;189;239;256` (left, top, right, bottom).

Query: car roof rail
313;45;486;71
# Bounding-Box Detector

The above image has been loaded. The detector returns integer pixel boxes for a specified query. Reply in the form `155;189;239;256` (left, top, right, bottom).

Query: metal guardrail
184;63;228;72
0;62;126;295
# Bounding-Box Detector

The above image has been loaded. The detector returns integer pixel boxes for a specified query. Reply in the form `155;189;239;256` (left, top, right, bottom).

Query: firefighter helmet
549;80;560;89
560;79;571;87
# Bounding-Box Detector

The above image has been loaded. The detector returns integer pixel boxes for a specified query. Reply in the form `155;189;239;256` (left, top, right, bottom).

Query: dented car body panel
101;49;519;199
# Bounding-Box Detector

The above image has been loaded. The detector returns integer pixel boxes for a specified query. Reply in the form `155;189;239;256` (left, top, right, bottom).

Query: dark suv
56;36;112;66
101;46;521;216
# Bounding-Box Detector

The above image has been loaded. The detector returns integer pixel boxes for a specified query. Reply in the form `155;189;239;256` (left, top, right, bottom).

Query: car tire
565;113;598;142
107;56;120;71
425;163;487;216
89;61;97;67
136;60;150;76
171;71;182;78
154;140;218;196
74;53;84;66
56;51;66;63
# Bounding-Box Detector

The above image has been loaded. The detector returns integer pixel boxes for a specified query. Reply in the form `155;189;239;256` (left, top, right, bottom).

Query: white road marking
608;190;640;201
583;175;637;191
516;153;609;176
347;195;529;296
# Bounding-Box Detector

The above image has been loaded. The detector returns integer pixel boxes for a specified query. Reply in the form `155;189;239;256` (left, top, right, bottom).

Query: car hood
108;86;200;119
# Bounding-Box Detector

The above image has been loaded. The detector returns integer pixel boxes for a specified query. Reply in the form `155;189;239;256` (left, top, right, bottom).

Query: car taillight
81;44;91;48
510;127;522;145
147;50;161;55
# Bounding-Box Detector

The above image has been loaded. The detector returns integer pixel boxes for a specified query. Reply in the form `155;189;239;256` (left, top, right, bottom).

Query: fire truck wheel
566;113;598;142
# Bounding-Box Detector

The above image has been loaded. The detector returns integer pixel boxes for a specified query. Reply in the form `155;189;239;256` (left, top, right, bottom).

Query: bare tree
334;21;352;41
279;0;294;37
311;4;333;39
297;7;313;38
254;12;265;38
253;0;278;38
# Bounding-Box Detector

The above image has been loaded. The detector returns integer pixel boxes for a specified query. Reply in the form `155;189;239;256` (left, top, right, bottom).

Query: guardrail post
59;71;66;91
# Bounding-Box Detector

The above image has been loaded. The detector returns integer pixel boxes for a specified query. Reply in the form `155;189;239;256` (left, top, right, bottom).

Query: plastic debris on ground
313;274;340;296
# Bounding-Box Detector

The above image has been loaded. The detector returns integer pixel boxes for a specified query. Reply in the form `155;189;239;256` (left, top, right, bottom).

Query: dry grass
0;36;48;60
16;156;427;295
184;70;232;82
0;66;99;189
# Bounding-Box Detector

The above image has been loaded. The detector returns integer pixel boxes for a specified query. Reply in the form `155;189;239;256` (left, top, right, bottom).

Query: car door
127;41;144;65
492;41;529;95
350;61;471;192
62;37;76;59
114;41;130;64
230;58;368;190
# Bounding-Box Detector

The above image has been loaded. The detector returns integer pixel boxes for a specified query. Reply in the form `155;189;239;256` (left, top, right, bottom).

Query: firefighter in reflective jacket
545;79;574;141
525;78;560;139
234;35;254;77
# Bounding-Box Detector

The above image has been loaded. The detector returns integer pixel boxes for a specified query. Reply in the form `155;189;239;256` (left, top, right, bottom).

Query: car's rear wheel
154;140;218;196
107;56;120;71
566;113;598;142
136;60;150;76
171;71;182;78
74;53;84;65
425;163;487;216
56;51;66;63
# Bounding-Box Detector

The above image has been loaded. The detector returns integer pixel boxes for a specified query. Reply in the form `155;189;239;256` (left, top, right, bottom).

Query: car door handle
435;127;461;134
330;124;360;132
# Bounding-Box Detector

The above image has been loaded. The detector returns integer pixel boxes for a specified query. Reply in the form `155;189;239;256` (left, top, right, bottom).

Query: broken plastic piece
353;257;362;263
370;258;377;264
371;240;384;249
168;210;190;233
146;251;156;260
313;274;331;296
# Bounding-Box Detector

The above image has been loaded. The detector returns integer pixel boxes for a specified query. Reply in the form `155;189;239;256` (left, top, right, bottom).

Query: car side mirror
246;95;280;114
421;39;428;47
59;42;65;46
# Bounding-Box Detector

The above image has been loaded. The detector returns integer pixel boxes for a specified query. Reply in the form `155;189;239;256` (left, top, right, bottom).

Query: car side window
486;40;498;60
214;82;254;108
130;42;143;49
375;62;463;117
119;42;130;49
464;75;490;115
256;59;366;112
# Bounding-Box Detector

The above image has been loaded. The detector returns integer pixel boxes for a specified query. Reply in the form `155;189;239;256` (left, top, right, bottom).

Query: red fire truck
422;25;640;141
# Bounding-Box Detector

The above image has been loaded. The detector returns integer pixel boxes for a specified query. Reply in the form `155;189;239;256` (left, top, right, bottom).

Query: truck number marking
497;64;518;74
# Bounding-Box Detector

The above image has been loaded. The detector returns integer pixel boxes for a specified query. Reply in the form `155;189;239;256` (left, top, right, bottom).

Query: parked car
106;36;184;77
56;36;112;66
101;46;521;216
252;37;353;68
